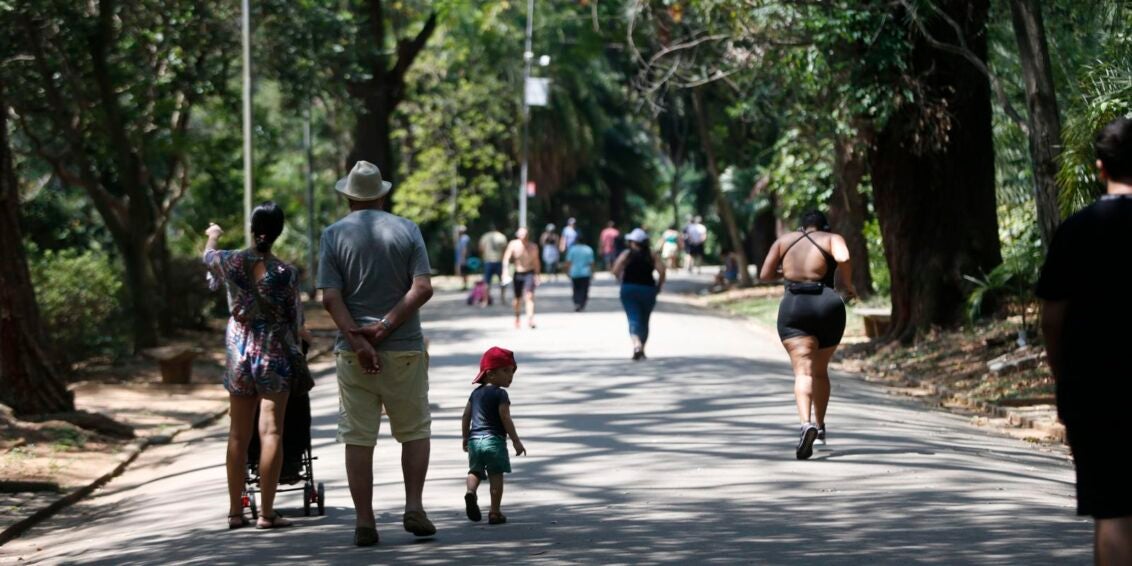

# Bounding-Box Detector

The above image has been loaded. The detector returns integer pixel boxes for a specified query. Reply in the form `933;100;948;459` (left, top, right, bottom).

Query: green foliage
963;223;1043;323
1047;2;1132;215
27;245;129;365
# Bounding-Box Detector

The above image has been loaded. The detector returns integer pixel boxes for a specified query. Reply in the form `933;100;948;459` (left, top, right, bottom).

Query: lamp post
241;0;253;248
519;0;534;230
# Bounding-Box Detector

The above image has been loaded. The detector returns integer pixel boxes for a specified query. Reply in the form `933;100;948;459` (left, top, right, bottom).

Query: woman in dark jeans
611;228;666;360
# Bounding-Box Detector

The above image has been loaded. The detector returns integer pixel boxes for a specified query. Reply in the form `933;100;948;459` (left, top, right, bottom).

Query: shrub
27;245;130;365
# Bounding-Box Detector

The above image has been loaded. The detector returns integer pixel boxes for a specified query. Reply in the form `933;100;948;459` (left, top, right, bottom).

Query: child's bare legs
467;473;481;493
489;473;504;515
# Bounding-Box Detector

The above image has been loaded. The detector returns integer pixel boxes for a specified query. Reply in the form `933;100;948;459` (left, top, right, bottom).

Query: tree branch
389;11;438;105
899;0;1030;134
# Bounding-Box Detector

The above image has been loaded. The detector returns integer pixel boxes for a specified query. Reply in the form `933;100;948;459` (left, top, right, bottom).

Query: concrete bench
142;346;204;385
854;307;892;339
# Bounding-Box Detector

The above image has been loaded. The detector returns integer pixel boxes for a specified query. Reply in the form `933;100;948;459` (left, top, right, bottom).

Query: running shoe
796;423;818;460
816;425;826;446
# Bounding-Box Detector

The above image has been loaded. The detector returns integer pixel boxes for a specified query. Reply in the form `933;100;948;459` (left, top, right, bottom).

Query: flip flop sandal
465;493;482;522
256;512;293;529
228;514;249;529
403;510;437;537
488;511;507;525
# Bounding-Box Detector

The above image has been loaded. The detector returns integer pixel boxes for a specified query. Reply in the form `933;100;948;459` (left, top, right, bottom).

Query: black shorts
688;242;705;257
1066;419;1132;519
513;272;536;298
776;284;846;348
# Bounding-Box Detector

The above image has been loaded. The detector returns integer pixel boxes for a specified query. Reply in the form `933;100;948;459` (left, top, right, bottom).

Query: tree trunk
1009;0;1062;248
828;128;874;299
692;87;753;286
123;238;161;350
870;0;1002;343
347;91;396;202
747;203;777;270
0;86;75;415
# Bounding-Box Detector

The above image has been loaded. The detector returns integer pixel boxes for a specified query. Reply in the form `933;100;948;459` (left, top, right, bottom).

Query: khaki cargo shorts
336;350;432;445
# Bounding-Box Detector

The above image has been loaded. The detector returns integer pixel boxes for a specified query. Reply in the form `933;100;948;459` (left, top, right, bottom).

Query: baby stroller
242;390;325;518
466;280;491;306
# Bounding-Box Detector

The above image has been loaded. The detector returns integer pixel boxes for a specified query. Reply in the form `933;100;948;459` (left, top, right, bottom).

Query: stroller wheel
249;494;258;520
303;484;312;517
317;483;326;516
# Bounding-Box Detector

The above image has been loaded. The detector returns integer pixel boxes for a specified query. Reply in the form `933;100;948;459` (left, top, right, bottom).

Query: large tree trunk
346;2;437;208
347;91;396;195
828;128;874;299
870;0;1002;343
1009;0;1062;248
692;87;753;286
0;86;75;415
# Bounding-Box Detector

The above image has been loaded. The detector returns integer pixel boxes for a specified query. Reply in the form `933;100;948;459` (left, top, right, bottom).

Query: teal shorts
468;435;511;479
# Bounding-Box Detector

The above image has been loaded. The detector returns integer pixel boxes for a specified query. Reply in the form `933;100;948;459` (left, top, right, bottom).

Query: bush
27;245;130;365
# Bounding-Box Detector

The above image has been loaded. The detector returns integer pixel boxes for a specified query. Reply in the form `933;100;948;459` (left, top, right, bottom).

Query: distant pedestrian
611;228;666;360
204;202;313;530
564;231;595;311
318;160;437;545
758;210;856;461
599;221;620;270
462;347;526;525
560;217;578;252
480;225;508;306
455;225;471;290
684;215;708;273
539;223;561;283
1038;117;1132;565
502;227;541;329
659;224;682;269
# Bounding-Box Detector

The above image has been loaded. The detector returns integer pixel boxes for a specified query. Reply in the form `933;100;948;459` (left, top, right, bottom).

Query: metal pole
519;0;534;230
304;102;316;295
241;0;254;248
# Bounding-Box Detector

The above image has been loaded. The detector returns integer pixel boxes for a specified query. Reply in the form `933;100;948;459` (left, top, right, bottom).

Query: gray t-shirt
317;210;431;352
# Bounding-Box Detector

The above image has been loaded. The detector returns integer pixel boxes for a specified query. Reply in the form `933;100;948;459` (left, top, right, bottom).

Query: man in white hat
318;160;437;545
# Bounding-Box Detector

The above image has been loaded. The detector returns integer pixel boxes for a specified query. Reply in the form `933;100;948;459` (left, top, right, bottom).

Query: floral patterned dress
204;249;304;396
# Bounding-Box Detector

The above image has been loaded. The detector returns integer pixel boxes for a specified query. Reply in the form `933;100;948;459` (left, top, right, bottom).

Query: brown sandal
488;511;507;525
228;513;249;529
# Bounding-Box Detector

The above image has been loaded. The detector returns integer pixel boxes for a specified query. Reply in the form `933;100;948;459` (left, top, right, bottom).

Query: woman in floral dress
204;202;310;529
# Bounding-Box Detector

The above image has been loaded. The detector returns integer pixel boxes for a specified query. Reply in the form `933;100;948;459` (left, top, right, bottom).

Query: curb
0;405;229;547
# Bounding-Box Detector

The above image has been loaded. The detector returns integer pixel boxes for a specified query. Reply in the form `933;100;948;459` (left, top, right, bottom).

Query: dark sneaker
796;423;818;460
465;492;482;522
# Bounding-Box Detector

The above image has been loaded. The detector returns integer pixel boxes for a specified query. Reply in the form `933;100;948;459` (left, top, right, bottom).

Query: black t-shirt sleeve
496;388;510;405
1036;216;1079;301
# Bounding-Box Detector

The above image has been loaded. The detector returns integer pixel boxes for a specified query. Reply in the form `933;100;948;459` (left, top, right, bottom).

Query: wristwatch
377;317;393;331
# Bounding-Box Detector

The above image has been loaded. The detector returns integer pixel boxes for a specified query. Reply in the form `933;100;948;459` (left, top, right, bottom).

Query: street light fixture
519;0;551;230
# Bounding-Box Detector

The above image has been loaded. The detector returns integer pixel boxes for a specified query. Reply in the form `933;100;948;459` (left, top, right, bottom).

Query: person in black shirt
611;228;667;360
461;347;526;525
1038;117;1132;565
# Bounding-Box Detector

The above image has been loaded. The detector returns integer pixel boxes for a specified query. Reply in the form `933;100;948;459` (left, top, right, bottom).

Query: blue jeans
620;283;658;344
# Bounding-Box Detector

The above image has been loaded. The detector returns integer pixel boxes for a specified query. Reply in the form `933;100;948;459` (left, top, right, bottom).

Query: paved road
0;274;1089;564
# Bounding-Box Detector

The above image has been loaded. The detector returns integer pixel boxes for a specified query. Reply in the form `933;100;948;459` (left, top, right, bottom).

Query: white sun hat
335;160;392;201
625;228;648;243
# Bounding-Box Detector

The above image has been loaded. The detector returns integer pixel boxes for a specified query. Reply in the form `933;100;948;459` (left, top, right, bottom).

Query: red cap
472;346;517;384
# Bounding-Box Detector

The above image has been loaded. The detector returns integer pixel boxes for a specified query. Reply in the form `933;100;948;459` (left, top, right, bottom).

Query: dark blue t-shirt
469;385;510;438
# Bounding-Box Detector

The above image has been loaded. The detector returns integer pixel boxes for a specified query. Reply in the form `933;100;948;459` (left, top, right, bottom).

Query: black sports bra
782;230;837;287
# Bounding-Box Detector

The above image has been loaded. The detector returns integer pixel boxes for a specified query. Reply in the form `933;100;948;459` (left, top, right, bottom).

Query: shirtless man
502;227;542;329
